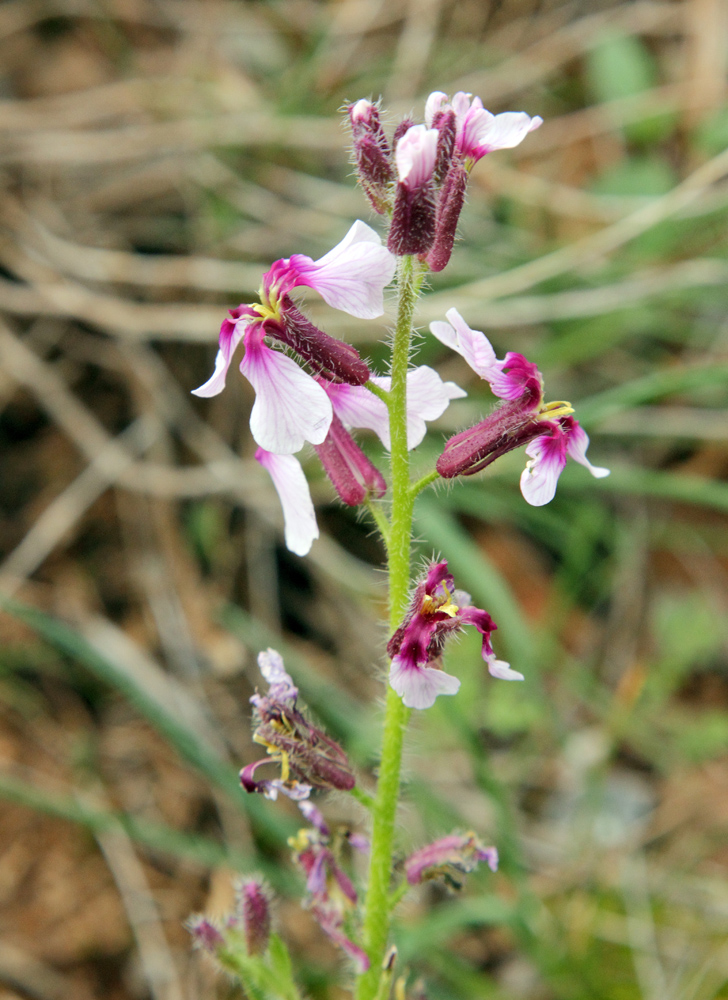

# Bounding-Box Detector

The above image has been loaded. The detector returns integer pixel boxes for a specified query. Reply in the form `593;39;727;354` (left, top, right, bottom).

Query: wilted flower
387;561;522;710
405;832;498;887
192;222;395;454
431;309;610;504
290;800;369;971
241;649;355;799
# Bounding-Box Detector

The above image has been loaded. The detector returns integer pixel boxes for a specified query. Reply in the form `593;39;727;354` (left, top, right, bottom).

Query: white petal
430;308;500;380
519;435;566;506
395;124;439;188
566;422;610;479
191;320;247;398
473;111;542;154
424;91;448;127
257;648;294;688
327;382;392;449
366;367;466;451
242;344;332;454
256;449;319;556
302;221;396;319
389;660;460;710
487;657;524;681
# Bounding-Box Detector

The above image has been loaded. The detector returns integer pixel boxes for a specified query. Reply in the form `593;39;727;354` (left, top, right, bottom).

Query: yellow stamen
422;581;460;618
540;399;574;420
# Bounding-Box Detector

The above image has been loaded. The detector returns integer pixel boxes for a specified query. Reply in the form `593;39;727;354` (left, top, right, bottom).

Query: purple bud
388;125;439;257
187;915;225;954
274;298;370;385
236;879;271;955
432;109;457;184
426;161;468;272
349;101;394;215
392;117;416;148
314;412;387;506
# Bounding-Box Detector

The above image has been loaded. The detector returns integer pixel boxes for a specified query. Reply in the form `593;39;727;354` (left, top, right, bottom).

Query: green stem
366;499;391;549
409;468;440;499
356;255;422;1000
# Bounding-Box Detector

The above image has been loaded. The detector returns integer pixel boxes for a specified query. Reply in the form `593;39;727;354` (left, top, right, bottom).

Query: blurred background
1;0;728;998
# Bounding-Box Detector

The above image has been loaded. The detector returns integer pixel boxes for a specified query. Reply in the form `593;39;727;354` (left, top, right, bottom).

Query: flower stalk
356;254;422;1000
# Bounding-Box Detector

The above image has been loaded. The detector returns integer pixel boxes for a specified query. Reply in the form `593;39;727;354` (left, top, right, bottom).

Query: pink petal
424;91;448;126
290;221;396;320
430;308;500;380
395;124;439;188
191;317;248;398
389;660;460;710
565;422;610;479
255;448;319;556
242;343;332;453
519;431;567;506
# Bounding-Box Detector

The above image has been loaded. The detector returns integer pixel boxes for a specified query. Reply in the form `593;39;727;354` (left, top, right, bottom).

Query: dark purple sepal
392;117;416;147
433;109;457;184
314;413;387;506
274;297;370;385
436;400;549;479
427;161;468;272
236;880;271;955
387;182;436;256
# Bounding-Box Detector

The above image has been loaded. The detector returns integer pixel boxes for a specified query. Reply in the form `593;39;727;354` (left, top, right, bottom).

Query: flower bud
186;915;225;954
235;879;271;956
349;100;394;215
426;161;468;272
388;125;439;256
314;412;387;506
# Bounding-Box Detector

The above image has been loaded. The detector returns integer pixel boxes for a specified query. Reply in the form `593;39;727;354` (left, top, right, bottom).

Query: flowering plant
189;91;608;999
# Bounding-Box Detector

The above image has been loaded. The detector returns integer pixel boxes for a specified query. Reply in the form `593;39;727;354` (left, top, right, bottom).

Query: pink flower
424;91;541;271
255;448;319;556
425;91;542;164
387;561;522;710
192;222;395;454
405;832;498;886
430;309;609;502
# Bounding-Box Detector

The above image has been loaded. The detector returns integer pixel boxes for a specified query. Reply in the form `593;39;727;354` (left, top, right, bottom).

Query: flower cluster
349;92;542;268
387;560;523;710
240;649;355;800
290;799;369;971
430;309;610;504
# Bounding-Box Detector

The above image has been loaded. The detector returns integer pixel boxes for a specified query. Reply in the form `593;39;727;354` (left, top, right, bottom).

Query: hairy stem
356;255;422;1000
